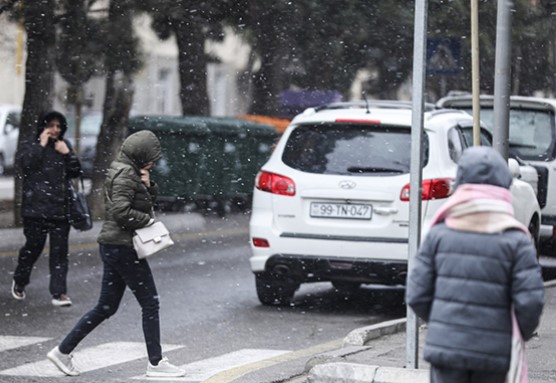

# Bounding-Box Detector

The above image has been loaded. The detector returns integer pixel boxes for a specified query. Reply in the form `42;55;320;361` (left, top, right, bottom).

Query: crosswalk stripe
203;339;343;383
132;349;290;381
0;336;51;353
0;341;183;377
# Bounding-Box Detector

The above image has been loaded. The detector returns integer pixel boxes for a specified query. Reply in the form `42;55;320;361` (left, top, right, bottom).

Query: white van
0;104;21;176
437;95;556;248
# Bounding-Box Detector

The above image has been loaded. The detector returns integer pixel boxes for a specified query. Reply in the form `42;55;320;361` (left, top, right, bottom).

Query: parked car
249;101;541;305
0;104;21;176
436;94;556;248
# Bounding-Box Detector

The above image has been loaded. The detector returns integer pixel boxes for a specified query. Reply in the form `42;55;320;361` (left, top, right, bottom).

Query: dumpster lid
129;115;211;135
202;116;277;137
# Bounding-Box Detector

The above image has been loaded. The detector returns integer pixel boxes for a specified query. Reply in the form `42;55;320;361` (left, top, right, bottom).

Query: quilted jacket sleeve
110;167;152;231
405;228;438;322
511;234;544;340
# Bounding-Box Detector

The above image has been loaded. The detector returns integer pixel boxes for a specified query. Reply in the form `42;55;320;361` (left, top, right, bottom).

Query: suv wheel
255;273;298;306
332;281;361;293
528;216;540;256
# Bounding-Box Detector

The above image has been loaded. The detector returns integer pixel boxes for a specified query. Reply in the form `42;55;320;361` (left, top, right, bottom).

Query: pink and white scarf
430;183;530;237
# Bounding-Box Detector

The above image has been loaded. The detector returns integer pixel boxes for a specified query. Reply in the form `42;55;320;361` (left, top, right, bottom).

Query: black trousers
430;365;506;383
59;244;162;365
13;217;71;298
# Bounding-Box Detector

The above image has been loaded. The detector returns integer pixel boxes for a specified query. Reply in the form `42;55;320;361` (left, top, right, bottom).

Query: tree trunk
552;13;556;97
14;0;57;226
89;0;136;219
247;5;287;116
174;18;209;116
89;71;134;220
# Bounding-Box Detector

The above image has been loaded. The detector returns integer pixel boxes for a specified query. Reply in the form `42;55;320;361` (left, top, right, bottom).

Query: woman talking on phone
47;130;185;378
11;111;82;307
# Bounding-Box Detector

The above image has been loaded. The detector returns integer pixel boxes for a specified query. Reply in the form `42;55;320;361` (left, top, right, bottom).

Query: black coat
19;137;82;221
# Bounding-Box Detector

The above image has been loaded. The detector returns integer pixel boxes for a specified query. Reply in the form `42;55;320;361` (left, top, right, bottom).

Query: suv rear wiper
509;141;537;149
347;166;405;174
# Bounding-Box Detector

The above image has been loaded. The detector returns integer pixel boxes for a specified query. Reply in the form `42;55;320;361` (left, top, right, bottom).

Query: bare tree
89;0;139;219
5;0;58;226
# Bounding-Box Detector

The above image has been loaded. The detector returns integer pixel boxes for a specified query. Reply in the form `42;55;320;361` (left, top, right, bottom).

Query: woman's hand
140;168;151;187
39;129;51;147
54;140;70;154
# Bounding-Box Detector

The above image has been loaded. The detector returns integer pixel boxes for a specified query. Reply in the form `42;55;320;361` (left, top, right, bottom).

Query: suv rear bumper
257;254;408;286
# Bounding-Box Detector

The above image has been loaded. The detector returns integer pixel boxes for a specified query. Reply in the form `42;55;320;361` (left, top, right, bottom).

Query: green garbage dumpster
128;115;277;215
202;117;277;214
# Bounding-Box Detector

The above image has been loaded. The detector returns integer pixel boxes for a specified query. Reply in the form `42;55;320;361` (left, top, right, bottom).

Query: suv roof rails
313;100;436;112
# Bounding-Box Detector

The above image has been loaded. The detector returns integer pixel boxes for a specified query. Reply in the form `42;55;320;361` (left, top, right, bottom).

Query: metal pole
493;0;513;160
471;0;481;146
407;0;428;369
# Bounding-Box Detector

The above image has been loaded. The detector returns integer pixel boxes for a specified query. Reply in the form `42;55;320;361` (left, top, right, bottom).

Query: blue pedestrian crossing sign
427;37;461;76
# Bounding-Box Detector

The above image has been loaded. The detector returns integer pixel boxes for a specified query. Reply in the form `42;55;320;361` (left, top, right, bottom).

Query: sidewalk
304;282;556;383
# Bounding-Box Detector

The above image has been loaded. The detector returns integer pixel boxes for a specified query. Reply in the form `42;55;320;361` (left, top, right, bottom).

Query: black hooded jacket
19;111;82;220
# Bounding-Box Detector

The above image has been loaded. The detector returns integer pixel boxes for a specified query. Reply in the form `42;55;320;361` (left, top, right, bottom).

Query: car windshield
282;123;428;175
459;107;555;161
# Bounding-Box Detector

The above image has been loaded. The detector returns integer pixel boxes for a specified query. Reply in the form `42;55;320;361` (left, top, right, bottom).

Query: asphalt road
0;215;405;383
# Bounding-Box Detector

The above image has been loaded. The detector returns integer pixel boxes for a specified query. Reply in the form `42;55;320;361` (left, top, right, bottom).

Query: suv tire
528;216;540;257
255;273;298;306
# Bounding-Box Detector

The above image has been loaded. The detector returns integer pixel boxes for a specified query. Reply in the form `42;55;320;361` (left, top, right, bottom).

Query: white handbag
133;221;174;259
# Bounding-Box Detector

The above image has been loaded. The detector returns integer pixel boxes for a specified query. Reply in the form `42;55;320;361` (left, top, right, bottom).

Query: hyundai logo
339;180;356;189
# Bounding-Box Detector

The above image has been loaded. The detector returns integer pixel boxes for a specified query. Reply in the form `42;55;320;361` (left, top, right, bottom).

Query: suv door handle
374;207;399;215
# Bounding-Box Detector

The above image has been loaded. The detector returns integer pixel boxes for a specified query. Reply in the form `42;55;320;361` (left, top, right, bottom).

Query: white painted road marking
132;349;290;381
203;339;343;383
0;341;183;377
0;336;51;352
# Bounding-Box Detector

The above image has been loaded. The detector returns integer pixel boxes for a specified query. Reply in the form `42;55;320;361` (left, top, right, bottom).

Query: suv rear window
459;107;555;161
282;123;428;176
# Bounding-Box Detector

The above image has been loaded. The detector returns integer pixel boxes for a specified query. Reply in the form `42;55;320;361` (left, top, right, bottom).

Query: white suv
437;95;556;248
249;101;541;305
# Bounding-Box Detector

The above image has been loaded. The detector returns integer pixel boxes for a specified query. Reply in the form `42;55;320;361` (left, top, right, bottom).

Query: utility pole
471;0;481;146
493;0;513;160
407;0;428;369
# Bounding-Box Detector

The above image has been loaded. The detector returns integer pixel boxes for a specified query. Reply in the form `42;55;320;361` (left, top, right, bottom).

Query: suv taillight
256;171;296;196
400;178;454;201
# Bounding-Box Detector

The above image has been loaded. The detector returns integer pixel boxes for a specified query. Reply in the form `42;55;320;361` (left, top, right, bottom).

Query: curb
307;363;428;383
343;318;407;347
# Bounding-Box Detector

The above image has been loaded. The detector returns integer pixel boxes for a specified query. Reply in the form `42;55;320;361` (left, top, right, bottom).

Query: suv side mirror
508;158;521;178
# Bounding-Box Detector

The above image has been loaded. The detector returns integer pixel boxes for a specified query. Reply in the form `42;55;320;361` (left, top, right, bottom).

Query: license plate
310;202;372;220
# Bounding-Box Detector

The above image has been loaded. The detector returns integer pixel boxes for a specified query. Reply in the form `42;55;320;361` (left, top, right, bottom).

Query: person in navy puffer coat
406;146;544;383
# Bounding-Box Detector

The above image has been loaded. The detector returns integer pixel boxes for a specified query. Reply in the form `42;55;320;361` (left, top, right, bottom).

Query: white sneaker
47;346;80;376
11;280;25;300
51;294;72;307
146;357;185;377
